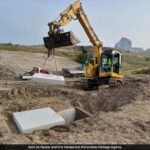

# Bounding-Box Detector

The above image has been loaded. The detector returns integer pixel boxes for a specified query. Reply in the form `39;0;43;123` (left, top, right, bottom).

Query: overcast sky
0;0;150;49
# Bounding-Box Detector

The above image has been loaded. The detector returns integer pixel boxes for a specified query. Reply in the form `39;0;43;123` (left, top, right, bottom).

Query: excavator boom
44;0;102;67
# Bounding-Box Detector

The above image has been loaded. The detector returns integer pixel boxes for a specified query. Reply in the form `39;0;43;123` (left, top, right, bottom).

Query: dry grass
1;43;150;74
0;44;47;53
133;67;150;74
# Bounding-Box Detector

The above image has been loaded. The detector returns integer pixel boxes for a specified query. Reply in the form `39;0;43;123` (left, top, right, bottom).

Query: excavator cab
100;48;123;79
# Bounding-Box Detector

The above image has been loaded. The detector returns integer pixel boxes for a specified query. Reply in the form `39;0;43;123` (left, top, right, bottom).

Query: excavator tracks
108;78;124;88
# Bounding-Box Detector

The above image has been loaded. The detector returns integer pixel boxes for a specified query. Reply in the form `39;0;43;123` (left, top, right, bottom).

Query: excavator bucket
43;31;80;50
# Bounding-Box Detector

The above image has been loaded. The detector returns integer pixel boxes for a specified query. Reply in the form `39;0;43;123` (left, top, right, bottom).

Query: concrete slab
13;107;65;134
31;73;65;85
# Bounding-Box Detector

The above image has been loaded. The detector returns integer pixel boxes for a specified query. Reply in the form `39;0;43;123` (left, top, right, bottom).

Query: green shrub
75;51;93;64
145;57;150;61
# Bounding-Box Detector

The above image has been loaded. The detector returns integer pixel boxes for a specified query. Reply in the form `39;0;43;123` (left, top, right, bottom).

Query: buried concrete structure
13;108;65;134
13;107;91;134
58;107;92;124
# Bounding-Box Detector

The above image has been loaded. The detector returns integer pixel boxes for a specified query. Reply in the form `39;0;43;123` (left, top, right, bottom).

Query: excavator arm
45;0;103;77
48;0;81;30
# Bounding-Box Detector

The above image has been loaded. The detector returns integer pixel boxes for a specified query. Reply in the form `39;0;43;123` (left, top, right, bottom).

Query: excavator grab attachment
43;31;80;50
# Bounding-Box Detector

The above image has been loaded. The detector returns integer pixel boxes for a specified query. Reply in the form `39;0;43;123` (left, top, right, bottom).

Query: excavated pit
1;76;150;114
0;76;149;136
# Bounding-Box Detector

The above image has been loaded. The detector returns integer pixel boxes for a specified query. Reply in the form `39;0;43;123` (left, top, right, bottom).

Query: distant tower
115;37;132;51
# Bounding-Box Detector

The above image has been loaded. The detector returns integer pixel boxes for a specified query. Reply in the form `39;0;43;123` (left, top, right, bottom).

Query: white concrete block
31;73;65;85
13;107;65;134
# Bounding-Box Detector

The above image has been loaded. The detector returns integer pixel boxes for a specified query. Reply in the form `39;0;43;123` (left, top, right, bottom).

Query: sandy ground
0;50;80;74
0;50;150;144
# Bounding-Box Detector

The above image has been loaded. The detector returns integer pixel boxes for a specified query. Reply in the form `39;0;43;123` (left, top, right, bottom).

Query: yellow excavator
43;0;124;89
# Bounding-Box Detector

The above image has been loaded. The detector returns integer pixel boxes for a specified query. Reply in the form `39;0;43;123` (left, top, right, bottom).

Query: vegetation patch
1;43;150;74
133;68;150;74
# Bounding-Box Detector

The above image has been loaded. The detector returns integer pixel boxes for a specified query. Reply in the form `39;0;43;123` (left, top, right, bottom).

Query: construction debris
13;107;65;134
62;68;85;77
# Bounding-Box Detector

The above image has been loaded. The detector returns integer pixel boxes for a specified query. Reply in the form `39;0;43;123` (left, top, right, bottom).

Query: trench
0;77;149;134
